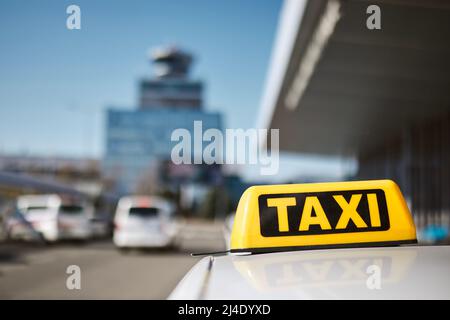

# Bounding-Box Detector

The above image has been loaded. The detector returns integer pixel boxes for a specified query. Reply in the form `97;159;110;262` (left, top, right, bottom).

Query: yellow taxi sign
230;180;417;254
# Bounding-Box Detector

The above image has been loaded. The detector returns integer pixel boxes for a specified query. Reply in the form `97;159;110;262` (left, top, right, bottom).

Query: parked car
15;194;93;242
113;196;177;249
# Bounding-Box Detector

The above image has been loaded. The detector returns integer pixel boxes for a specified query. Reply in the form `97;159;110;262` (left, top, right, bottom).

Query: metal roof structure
259;0;450;157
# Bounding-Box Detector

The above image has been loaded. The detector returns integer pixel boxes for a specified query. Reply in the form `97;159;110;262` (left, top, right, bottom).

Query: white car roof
170;245;450;300
17;194;62;208
117;195;171;209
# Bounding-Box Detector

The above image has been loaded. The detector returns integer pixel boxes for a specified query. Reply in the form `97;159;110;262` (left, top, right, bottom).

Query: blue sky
0;0;282;157
0;0;349;181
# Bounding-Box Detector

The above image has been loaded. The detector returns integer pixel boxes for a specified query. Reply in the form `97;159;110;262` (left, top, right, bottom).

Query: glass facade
139;79;203;109
104;108;222;193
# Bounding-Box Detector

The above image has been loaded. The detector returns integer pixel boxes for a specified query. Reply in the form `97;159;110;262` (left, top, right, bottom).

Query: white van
113;196;177;249
16;194;93;242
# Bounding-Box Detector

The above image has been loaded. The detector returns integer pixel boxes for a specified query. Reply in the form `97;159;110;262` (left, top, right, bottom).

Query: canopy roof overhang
259;0;450;156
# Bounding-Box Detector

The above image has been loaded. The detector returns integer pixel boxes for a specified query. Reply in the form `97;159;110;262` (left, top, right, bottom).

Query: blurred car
15;194;93;242
113;195;177;249
418;225;450;244
89;213;113;239
5;206;44;242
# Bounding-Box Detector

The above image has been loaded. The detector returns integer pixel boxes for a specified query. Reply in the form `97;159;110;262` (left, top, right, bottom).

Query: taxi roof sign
230;180;417;254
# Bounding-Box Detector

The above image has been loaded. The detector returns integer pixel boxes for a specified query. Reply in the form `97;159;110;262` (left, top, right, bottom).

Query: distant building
0;154;116;211
0;154;102;192
140;48;203;109
104;47;223;194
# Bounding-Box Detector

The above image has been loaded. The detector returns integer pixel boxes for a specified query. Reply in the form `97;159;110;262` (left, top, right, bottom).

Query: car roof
170;245;450;299
118;195;170;209
17;194;61;208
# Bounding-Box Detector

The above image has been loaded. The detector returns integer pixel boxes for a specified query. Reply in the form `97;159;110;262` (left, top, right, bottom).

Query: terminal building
104;47;223;194
258;0;450;231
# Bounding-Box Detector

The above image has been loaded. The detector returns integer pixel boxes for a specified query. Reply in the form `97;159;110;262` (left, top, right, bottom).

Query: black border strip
230;239;418;254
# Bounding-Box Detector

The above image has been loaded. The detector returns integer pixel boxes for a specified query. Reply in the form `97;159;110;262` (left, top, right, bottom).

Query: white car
170;180;450;299
16;194;93;242
170;245;450;299
113;196;177;249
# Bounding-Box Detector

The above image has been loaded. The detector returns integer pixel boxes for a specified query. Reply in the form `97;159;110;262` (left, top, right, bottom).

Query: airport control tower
139;47;203;110
105;46;222;194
